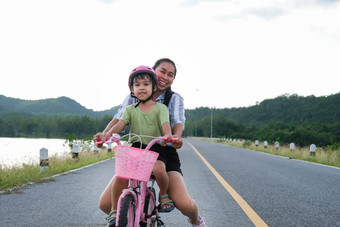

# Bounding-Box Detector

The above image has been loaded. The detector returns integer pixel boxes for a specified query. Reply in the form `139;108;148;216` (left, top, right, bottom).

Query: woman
94;58;206;226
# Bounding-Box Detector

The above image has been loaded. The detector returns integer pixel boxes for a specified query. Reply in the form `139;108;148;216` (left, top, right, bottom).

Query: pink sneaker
188;216;207;227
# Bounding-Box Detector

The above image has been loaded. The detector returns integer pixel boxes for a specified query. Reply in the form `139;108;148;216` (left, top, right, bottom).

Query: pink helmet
128;65;158;88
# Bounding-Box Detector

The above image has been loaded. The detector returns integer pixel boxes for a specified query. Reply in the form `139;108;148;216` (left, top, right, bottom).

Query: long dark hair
153;58;177;107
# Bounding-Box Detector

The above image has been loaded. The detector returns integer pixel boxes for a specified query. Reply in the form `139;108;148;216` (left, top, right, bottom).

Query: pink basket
114;145;159;182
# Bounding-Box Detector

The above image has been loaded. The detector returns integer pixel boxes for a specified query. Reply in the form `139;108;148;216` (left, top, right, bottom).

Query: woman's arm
172;123;183;149
93;118;119;142
107;120;126;136
168;94;185;149
93;95;135;142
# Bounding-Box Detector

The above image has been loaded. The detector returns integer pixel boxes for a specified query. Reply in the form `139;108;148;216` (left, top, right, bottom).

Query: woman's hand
93;132;103;148
172;135;183;149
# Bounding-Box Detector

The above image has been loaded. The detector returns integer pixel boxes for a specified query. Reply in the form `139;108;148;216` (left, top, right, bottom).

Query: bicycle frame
97;134;176;227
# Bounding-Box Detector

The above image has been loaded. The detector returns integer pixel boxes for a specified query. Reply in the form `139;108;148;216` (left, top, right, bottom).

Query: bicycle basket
114;145;159;182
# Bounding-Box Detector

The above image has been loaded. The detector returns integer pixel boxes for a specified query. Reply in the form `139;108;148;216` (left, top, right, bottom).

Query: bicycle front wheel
118;194;136;227
140;187;156;227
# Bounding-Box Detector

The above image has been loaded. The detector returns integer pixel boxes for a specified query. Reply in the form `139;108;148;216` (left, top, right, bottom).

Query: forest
0;93;339;148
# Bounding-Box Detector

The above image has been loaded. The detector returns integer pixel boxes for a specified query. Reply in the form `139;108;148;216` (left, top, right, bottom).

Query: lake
0;137;70;169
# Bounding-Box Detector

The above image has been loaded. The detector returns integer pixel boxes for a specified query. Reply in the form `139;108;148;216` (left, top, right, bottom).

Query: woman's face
154;62;175;92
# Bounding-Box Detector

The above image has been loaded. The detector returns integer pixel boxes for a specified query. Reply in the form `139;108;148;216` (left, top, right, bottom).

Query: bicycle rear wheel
118;194;135;227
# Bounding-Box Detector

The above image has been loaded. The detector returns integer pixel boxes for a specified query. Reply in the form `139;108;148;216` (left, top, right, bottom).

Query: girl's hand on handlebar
162;134;174;144
93;132;111;148
100;132;111;142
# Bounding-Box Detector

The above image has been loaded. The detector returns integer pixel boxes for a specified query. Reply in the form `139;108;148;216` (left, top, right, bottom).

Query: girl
104;65;175;226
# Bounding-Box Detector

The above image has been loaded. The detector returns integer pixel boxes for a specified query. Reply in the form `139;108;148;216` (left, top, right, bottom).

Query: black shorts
131;142;182;175
164;145;182;175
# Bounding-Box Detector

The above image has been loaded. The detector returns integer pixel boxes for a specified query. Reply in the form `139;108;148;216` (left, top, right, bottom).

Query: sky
1;0;339;111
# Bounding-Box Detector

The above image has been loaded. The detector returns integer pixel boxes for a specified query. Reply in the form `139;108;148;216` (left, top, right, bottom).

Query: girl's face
154;62;175;92
132;76;153;101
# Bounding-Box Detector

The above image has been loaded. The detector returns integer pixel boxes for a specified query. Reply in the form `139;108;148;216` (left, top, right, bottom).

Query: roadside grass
195;137;340;168
0;148;114;193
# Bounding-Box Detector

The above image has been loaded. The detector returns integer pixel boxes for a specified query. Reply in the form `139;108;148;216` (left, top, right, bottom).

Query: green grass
195;137;340;168
0;148;114;193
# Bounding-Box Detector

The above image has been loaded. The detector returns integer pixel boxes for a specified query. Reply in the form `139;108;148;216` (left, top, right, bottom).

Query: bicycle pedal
156;219;165;227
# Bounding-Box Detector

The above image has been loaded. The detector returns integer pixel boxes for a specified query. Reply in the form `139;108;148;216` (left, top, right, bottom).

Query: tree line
0;115;113;139
0;93;339;148
185;93;340;148
184;114;339;148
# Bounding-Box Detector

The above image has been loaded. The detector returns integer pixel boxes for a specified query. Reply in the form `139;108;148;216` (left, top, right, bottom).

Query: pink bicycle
97;133;178;227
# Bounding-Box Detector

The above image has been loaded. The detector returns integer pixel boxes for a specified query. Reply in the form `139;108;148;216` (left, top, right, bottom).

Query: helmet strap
131;89;155;108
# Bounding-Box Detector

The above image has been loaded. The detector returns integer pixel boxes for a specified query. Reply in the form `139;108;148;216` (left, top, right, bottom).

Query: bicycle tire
118;194;135;227
140;187;156;227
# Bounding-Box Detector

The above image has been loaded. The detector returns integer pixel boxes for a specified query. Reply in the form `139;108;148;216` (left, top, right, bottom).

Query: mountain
0;95;119;118
1;92;339;124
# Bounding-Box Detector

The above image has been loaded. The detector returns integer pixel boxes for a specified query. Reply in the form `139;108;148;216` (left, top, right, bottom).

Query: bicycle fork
116;180;150;227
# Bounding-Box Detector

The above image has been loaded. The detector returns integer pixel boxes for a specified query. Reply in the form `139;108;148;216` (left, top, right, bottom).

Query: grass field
198;137;340;168
0;147;114;192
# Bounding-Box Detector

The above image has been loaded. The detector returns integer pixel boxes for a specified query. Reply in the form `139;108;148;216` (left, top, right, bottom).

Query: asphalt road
1;138;339;227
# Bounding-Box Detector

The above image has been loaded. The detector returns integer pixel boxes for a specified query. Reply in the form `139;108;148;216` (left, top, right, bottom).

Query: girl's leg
152;160;169;196
153;160;173;210
99;176;128;214
167;171;200;224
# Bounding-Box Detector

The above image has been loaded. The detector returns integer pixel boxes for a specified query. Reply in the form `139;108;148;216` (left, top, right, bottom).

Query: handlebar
95;134;179;149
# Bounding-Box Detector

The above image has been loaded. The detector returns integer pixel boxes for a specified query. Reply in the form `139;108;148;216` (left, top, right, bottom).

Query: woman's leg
167;171;200;224
99;176;128;214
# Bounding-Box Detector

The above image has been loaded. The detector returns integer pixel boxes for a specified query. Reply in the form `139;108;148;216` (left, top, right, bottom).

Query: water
0;137;70;169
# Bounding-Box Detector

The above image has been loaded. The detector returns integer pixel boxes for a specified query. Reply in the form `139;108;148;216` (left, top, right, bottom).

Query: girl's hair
131;73;156;90
153;58;177;107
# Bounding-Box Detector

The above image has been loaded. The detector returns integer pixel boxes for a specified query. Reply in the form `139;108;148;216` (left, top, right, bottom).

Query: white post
290;143;295;151
72;143;80;159
107;142;112;152
94;143;99;154
255;140;259;147
310;144;316;156
40;148;49;173
264;141;268;149
275;142;280;150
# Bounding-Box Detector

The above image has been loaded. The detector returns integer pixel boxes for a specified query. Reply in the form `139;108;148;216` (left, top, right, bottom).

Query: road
1;138;339;226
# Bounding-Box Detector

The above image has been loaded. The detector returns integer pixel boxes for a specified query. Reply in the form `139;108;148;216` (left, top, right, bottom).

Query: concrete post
310;144;316;156
72;144;80;159
275;142;280;150
40;148;49;173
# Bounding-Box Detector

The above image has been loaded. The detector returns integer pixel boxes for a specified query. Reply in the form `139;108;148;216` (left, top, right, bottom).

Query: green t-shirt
121;102;170;145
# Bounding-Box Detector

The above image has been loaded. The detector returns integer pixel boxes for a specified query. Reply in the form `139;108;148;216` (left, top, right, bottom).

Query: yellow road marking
187;142;268;227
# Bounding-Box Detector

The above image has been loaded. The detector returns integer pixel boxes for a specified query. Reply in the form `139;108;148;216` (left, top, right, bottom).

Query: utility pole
210;108;213;138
